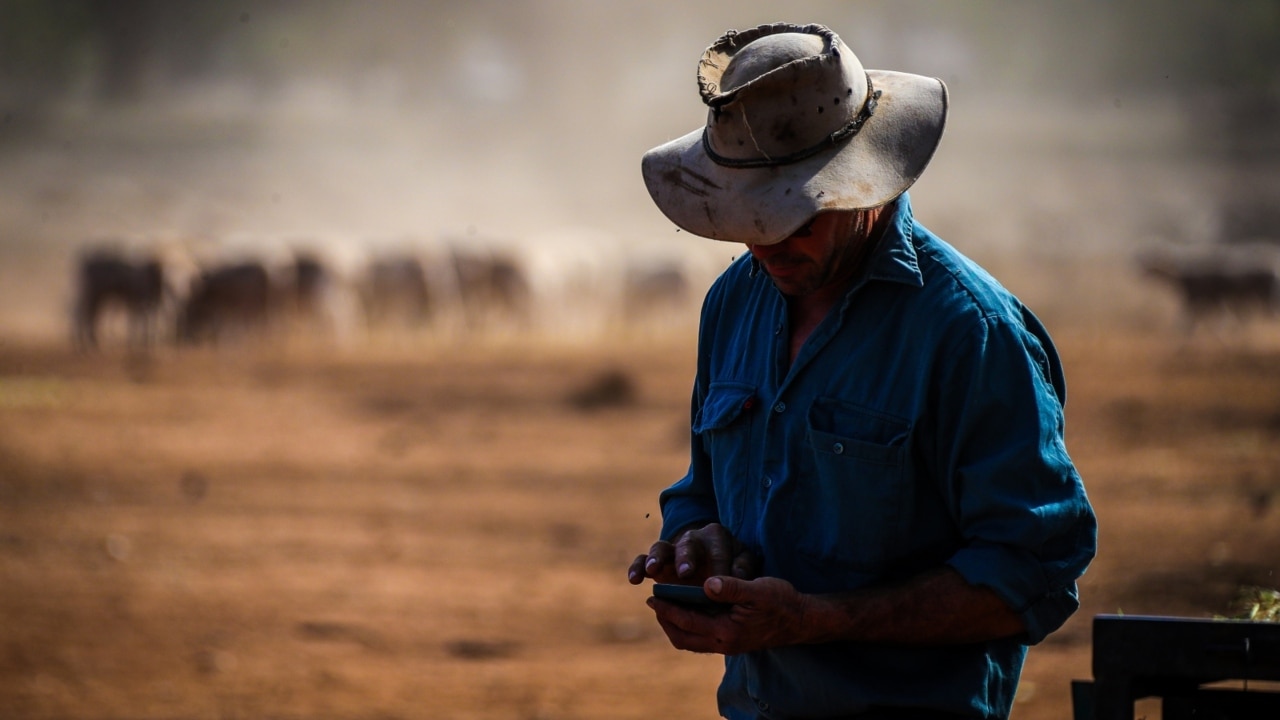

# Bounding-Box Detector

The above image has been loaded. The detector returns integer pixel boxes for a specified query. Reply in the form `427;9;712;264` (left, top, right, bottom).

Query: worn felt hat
641;23;948;245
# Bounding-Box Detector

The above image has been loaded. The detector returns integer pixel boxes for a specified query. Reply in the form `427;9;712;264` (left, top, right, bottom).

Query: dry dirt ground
1;326;1279;720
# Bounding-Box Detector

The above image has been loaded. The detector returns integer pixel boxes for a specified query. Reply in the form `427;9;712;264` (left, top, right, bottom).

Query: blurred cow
1137;248;1279;334
72;247;167;351
268;249;334;335
620;260;692;327
177;261;273;344
290;252;328;315
450;248;530;332
359;254;433;330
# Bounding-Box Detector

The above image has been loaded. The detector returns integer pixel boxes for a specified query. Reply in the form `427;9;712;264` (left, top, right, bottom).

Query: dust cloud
2;1;1273;342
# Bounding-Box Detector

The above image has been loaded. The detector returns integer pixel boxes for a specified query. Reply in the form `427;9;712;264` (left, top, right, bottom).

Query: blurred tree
1104;0;1280;152
89;0;156;102
1102;0;1280;242
0;0;95;104
1108;0;1280;93
0;0;306;110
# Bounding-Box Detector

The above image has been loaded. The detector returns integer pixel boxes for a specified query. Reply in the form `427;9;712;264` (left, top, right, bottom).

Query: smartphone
651;583;732;614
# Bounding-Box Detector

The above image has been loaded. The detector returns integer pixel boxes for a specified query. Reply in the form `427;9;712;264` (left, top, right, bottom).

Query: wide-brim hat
641;23;948;245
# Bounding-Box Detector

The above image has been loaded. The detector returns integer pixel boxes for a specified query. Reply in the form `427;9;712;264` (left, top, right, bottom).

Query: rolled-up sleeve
660;338;721;540
659;386;721;542
938;312;1097;645
658;278;730;543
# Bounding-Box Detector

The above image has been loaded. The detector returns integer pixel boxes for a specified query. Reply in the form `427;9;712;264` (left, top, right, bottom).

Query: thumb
705;576;749;604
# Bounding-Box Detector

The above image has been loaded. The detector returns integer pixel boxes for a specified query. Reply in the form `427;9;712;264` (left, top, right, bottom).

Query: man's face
746;211;861;297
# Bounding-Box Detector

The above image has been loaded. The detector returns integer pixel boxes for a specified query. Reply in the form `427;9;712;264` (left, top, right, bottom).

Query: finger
672;533;705;579
645;541;675;576
705;575;750;605
627;554;648;585
730;550;759;580
649;599;727;654
701;528;735;577
657;618;718;653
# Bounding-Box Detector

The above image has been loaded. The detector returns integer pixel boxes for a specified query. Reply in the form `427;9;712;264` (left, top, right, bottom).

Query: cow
449;248;530;333
359;254;433;330
620;260;692;327
266;249;333;335
176;261;273;345
1137;248;1279;335
290;252;328;316
72;247;167;351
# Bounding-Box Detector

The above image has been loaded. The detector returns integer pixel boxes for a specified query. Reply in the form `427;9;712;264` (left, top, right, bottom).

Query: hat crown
698;24;870;166
719;33;822;93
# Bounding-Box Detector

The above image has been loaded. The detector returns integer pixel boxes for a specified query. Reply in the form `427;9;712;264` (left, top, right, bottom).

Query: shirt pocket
692;382;756;534
798;397;911;572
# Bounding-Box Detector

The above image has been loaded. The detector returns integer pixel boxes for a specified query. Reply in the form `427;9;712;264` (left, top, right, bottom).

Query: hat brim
642;69;948;245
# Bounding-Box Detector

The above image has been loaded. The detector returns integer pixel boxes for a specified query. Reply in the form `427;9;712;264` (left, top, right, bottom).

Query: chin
770;279;817;297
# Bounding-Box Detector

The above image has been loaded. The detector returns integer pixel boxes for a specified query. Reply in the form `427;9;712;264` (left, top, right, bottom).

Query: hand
627;523;759;586
647;576;813;654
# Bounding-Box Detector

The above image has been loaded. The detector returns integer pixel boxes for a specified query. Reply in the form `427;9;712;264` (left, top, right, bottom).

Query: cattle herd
71;226;1280;352
69;235;711;352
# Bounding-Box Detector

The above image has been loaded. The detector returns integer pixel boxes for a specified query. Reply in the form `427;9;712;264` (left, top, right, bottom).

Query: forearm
800;566;1026;646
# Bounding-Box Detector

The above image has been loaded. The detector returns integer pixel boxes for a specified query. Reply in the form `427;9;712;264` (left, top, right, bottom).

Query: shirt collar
862;191;924;289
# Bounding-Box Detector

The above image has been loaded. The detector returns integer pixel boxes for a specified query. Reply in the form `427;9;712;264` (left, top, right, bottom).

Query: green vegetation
1226;587;1280;622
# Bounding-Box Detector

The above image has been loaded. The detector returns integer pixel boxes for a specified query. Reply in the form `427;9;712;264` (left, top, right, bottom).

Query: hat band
702;74;881;169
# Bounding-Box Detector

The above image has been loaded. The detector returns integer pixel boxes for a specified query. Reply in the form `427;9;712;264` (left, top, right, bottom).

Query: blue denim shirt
659;194;1097;719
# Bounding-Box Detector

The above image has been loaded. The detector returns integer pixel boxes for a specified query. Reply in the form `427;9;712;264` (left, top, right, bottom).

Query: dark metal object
1073;614;1280;719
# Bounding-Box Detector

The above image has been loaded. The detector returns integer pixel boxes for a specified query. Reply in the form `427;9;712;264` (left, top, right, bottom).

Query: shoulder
910;223;1026;329
909;223;1062;364
911;224;1067;397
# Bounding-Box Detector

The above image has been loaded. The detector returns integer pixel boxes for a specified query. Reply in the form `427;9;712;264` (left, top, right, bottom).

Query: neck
784;202;894;364
809;203;892;303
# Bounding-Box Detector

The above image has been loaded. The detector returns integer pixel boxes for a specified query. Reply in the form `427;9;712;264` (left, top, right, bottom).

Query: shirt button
832;442;844;455
772;401;786;413
757;700;770;711
762;476;773;489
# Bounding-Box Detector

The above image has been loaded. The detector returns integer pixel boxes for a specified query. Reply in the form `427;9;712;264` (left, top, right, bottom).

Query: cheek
790;237;832;264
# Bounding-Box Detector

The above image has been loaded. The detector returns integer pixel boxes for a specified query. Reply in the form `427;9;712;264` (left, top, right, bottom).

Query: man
626;22;1097;720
